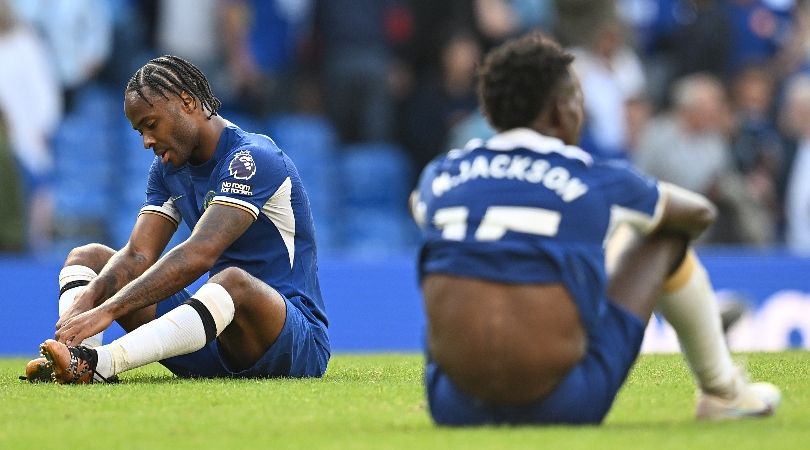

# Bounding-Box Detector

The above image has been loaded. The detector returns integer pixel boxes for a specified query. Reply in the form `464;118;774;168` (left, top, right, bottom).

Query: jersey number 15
433;206;561;241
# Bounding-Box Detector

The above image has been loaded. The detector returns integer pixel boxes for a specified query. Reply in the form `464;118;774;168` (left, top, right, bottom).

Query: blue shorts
426;300;646;425
153;289;330;378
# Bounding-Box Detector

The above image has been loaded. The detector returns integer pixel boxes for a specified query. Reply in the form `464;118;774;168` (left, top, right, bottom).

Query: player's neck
189;115;227;165
530;123;567;143
531;116;576;145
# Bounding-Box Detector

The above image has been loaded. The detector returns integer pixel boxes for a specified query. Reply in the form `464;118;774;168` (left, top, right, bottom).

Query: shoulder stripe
139;208;180;227
210;196;259;220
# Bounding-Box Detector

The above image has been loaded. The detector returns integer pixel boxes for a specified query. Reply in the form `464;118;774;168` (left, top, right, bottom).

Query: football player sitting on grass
410;33;780;425
24;55;329;384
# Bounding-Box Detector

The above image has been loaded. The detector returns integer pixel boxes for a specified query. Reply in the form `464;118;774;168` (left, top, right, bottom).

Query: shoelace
69;345;116;384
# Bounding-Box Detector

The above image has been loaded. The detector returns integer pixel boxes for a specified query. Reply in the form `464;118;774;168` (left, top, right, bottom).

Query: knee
208;267;253;299
64;243;115;272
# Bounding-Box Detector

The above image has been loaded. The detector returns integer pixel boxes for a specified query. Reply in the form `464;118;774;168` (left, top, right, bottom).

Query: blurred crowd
4;0;810;256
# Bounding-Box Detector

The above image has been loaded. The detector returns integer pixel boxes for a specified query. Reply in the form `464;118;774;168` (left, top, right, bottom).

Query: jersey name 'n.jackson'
430;152;589;202
412;128;664;331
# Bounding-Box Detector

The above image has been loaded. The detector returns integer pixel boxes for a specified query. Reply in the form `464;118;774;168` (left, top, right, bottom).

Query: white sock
658;251;737;397
58;265;104;348
95;283;235;378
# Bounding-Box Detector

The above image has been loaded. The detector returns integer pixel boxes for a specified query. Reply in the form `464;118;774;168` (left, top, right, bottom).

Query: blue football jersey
140;122;326;328
412;128;664;330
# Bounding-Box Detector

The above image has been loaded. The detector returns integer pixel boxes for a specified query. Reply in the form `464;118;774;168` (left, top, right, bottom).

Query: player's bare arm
654;182;717;240
55;204;253;345
55;213;175;329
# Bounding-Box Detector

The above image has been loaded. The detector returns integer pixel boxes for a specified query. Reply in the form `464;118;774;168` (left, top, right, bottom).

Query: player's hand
55;306;114;346
56;290;98;330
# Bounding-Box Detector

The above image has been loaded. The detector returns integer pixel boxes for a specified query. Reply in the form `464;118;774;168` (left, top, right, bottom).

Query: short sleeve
411;158;443;228
600;159;664;235
139;158;181;227
209;146;288;220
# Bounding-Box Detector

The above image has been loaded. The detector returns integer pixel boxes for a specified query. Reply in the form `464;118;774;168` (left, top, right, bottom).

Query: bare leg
207;267;287;371
64;243;115;273
59;244;116;347
78;267;285;380
607;232;688;321
62;243;156;332
605;226;780;419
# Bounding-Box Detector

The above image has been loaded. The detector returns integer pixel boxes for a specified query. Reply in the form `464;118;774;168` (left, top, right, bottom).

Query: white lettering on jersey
433;205;561;241
470;155;490;179
506;156;533;180
221;181;253;196
490;154;510;178
525;160;550;183
431;154;589;202
475;206;560;241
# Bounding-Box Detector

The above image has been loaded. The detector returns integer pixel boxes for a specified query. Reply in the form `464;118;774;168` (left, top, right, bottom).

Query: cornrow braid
126;55;222;119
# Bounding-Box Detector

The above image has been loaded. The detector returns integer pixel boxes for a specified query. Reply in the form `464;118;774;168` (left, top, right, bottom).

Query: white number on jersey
433;206;561;241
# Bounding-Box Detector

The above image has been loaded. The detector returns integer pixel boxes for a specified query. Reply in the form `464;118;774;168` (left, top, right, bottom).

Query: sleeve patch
228;149;257;180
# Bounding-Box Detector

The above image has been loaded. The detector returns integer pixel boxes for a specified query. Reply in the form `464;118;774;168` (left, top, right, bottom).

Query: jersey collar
482;128;593;165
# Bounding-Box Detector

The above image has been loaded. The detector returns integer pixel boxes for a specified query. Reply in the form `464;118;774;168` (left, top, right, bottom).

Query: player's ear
179;91;197;113
549;94;565;130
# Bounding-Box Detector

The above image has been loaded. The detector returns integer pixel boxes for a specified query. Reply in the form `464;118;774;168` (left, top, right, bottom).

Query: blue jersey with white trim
140;123;326;328
412;128;663;330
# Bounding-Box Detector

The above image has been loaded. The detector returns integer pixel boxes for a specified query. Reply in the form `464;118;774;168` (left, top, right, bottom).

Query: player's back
413;129;662;405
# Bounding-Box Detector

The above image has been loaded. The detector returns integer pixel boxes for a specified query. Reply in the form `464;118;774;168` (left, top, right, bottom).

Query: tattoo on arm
83;214;174;306
102;204;255;318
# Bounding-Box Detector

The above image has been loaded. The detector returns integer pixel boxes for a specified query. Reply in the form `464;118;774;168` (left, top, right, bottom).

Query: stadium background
1;0;810;354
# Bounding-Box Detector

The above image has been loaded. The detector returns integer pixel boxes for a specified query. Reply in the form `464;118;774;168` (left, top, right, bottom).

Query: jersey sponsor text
221;181;253;196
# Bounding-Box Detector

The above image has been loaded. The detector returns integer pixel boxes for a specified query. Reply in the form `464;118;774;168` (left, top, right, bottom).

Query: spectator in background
634;76;730;196
634;73;774;244
222;0;313;118
0;108;25;252
725;0;794;77
407;0;475;80
401;30;481;172
670;0;733;78
11;0;112;111
780;75;810;251
0;0;62;252
728;65;783;233
154;0;223;90
473;0;556;45
567;11;647;159
407;0;554;83
657;0;732;108
638;0;798;109
96;0;155;89
314;0;410;144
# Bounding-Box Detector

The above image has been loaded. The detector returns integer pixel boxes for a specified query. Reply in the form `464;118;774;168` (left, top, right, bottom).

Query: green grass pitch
2;352;808;449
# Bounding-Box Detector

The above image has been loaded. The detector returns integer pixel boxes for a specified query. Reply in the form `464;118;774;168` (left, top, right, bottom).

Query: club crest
202;190;216;211
229;150;257;180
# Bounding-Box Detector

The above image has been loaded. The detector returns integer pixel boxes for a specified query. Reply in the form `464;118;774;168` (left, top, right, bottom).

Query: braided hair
126;55;221;119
